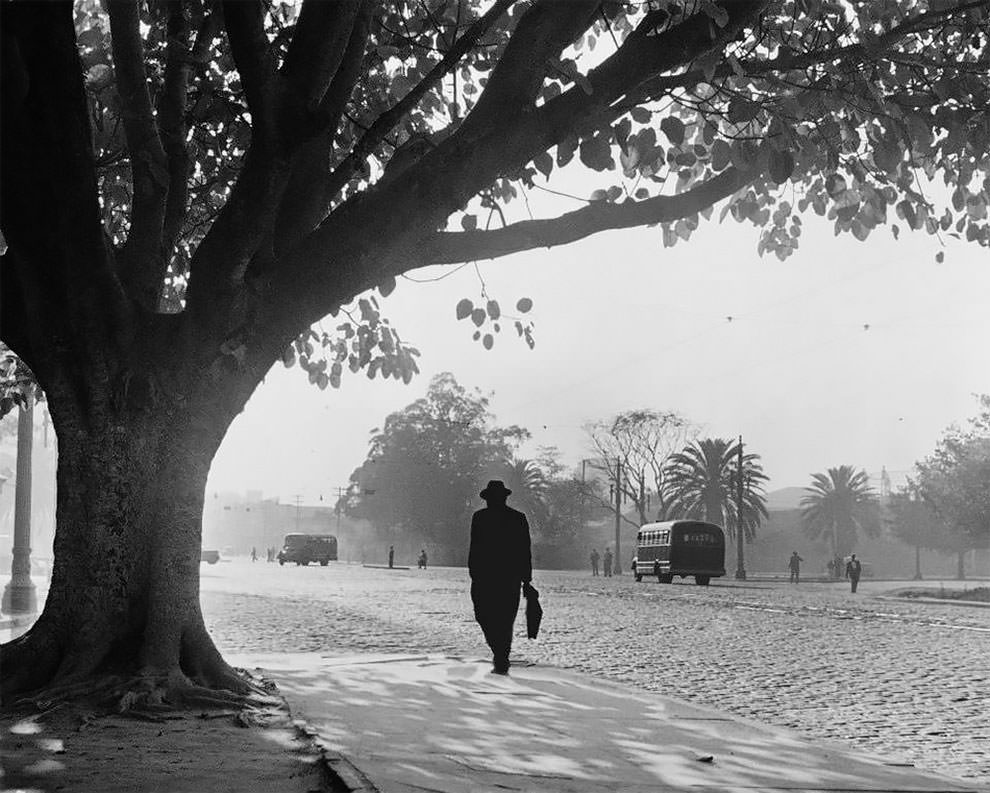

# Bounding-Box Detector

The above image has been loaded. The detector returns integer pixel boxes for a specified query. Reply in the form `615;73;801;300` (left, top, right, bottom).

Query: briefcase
523;583;542;639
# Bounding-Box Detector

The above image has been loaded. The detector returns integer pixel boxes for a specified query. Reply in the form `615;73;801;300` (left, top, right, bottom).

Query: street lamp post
734;435;747;581
2;394;38;614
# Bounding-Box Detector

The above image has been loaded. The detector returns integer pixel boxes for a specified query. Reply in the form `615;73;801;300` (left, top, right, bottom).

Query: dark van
632;520;725;586
277;534;338;566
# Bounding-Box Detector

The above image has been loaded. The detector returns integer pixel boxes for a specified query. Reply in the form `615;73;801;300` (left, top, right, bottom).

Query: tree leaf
456;298;473;320
486;299;500;320
768;149;794;184
516;297;533;313
471;308;486;326
461;214;478;231
533;151;553;180
660;116;685;146
482;333;494;350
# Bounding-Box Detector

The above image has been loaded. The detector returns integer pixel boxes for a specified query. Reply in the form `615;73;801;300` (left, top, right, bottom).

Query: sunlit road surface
201;560;990;782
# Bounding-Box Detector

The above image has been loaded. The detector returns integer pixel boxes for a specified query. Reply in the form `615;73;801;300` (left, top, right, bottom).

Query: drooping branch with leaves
1;0;988;706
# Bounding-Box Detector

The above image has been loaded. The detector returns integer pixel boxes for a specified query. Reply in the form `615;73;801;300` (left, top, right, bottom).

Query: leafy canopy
3;0;988;406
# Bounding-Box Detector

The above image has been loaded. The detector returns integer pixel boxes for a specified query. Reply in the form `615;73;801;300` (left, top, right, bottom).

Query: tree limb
1;1;128;388
279;0;364;127
108;0;169;309
323;0;518;203
221;0;275;140
272;4;374;254
457;0;600;136
414;167;753;265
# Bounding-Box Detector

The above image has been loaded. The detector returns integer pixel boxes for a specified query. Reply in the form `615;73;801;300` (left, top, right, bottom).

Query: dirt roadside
0;700;339;793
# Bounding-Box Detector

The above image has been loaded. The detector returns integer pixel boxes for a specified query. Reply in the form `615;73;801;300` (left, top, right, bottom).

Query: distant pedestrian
251;546;257;562
602;548;613;578
590;548;600;576
418;548;428;569
845;554;862;593
469;480;533;675
834;555;843;580
788;551;804;584
388;545;395;569
826;559;835;579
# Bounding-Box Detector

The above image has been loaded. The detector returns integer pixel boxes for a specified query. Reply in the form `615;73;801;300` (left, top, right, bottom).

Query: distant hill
765;487;806;512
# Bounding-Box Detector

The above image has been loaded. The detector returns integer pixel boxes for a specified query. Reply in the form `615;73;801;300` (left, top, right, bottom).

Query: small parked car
277;533;338;566
200;549;220;564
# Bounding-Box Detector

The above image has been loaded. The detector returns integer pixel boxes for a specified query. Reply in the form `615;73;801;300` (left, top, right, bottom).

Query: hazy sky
207;187;990;505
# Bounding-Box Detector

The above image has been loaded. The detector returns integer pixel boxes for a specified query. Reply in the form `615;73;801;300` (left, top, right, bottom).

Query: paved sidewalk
233;653;982;793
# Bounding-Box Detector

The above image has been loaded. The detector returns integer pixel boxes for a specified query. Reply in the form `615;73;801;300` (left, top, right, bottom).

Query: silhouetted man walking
602;548;613;578
788;551;804;584
590;548;600;576
845;554;862;593
388;544;394;569
469;480;532;675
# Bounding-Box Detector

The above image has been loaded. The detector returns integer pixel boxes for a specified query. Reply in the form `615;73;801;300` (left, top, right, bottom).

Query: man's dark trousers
471;580;521;671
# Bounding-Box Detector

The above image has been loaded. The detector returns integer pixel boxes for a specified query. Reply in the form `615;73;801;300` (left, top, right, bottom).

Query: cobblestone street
201;561;990;783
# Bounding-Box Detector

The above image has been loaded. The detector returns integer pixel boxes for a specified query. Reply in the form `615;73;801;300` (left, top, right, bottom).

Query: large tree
664;437;769;540
801;465;880;557
2;1;988;704
344;372;525;560
585;408;695;524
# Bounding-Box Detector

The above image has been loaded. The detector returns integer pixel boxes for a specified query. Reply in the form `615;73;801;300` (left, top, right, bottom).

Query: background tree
344;373;526;562
911;395;990;578
664;437;769;540
801;465;880;558
886;487;939;580
2;0;988;704
585;408;695;525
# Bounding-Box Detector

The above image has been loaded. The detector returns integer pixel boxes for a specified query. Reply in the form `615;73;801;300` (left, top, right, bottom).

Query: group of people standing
789;550;862;591
588;547;614;577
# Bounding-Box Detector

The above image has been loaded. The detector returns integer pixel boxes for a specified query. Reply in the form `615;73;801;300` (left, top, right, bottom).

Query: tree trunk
914;544;922;580
956;550;966;581
0;383;248;704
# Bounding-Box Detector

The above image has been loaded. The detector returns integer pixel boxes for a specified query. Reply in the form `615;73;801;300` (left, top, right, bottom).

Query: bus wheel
634;574;642;582
659;574;673;584
320;560;329;566
695;575;710;586
279;560;284;566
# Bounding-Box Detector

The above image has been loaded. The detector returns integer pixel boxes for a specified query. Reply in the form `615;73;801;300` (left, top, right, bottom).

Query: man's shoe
491;666;509;675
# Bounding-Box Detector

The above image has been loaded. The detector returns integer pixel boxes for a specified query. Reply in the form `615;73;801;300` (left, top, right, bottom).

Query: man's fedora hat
480;480;512;499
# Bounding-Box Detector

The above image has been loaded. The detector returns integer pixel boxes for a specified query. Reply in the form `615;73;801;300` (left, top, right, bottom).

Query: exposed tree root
10;665;282;724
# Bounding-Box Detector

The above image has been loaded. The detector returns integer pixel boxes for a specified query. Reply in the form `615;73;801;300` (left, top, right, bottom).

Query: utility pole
293;494;302;532
734;435;747;581
614;459;622;575
3;393;38;614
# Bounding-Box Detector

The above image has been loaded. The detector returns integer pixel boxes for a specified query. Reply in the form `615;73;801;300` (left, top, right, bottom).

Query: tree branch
415;167;753;265
1;1;129;388
221;0;275;139
323;0;518;203
108;0;169;309
457;0;600;136
272;4;374;254
279;0;364;125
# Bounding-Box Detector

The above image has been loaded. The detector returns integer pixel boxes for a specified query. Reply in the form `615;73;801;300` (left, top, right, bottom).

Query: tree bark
0;378;250;704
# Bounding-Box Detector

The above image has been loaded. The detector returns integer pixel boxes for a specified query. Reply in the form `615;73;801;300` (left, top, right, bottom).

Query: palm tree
664;438;769;541
497;458;547;525
801;466;880;557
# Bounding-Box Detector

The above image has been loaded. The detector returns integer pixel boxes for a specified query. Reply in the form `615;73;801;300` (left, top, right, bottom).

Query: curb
293;720;380;793
874;595;990;609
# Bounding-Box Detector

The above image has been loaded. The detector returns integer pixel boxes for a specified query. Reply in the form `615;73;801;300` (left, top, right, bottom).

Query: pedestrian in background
388;544;395;569
590;548;600;576
845;554;862;593
251;546;257;562
826;558;835;579
834;555;843;580
418;548;428;569
602;547;613;578
468;480;533;675
788;551;804;584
